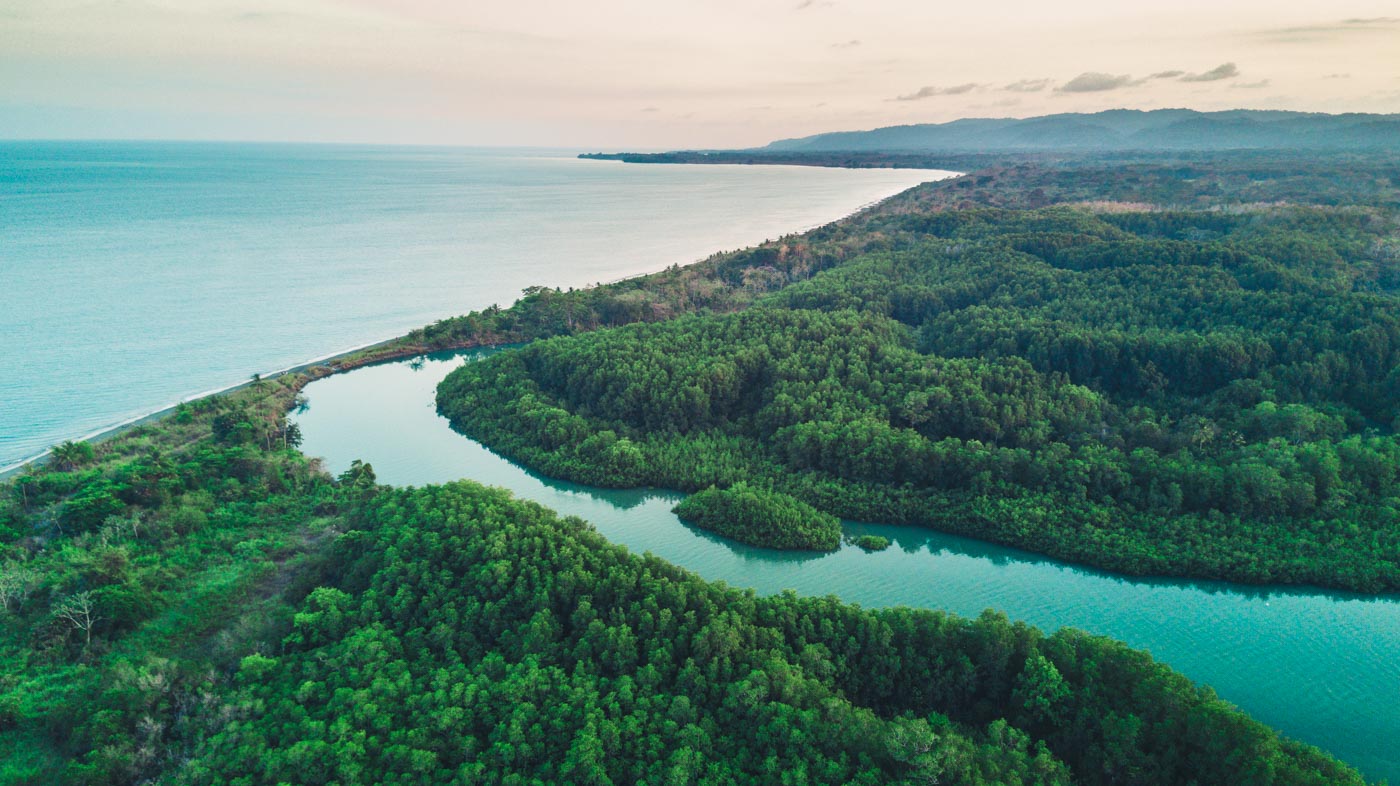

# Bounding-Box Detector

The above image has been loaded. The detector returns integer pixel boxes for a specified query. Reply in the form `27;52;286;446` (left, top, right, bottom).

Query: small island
672;483;841;551
854;534;891;552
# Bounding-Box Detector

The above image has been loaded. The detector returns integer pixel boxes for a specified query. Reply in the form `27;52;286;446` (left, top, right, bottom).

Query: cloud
1323;73;1351;79
893;83;982;101
830;39;861;49
1180;63;1239;82
640;106;660;112
1003;78;1053;92
1057;72;1136;92
1231;80;1271;89
1149;70;1185;79
1255;17;1400;42
795;0;833;9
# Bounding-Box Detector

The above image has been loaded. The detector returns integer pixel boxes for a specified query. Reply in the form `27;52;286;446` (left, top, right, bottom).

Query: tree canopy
439;205;1400;591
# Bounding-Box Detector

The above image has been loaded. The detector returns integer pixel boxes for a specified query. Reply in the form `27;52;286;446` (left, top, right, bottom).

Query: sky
2;1;1399;148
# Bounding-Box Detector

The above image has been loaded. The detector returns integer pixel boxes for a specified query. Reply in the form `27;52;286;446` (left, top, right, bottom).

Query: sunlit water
294;349;1400;784
0;142;947;470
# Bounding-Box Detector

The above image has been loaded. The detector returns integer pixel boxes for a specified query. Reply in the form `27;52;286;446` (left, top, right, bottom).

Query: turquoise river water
293;349;1400;783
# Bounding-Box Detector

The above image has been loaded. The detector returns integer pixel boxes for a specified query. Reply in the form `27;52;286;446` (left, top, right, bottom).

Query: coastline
1;165;960;481
0;335;419;479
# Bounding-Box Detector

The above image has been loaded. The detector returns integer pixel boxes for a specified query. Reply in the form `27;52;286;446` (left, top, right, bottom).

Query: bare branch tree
55;591;101;648
0;564;35;613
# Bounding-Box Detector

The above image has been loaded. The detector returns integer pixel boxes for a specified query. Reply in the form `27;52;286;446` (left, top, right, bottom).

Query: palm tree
50;440;95;472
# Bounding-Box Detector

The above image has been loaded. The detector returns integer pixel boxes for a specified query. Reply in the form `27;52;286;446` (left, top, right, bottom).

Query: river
292;348;1400;783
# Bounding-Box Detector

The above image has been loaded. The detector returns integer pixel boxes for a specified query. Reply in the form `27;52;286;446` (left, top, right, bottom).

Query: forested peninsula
1;149;1395;784
439;155;1400;592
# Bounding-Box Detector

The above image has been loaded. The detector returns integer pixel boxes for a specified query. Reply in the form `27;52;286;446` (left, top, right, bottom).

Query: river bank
0;334;445;480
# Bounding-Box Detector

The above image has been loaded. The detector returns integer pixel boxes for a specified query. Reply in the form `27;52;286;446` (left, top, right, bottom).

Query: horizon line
5;107;1396;151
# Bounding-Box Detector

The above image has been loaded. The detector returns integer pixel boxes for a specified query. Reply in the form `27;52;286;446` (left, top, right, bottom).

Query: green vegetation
2;150;1395;784
673;483;841;550
1;381;1367;785
856;534;891;551
0;377;351;785
439;193;1400;592
48;440;96;472
174;482;1362;786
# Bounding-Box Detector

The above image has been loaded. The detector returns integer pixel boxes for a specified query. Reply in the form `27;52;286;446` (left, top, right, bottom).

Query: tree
1014;651;1070;725
885;717;948;785
51;440;95;472
0;563;35;613
338;460;378;496
55;590;101;648
211;404;256;445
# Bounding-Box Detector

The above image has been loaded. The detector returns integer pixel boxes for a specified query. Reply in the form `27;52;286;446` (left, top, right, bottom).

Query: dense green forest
1;151;1394;784
438;203;1400;591
0;386;1368;785
672;483;842;550
174;481;1366;786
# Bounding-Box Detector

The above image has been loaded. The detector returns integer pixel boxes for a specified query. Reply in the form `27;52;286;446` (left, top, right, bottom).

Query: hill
761;110;1400;153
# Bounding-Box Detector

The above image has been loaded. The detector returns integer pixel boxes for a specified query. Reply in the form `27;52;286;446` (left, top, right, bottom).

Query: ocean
0;142;946;469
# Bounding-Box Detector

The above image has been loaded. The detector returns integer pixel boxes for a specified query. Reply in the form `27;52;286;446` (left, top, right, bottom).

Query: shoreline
1;165;960;480
0;335;421;479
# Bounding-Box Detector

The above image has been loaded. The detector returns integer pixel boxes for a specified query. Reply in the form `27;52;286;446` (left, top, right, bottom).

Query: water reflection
678;520;836;566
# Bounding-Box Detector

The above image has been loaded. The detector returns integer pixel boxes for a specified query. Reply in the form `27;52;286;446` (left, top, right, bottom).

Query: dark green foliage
210;405;257;445
438;204;1400;591
59;479;128;533
674;483;841;550
50;441;95;472
169;482;1363;786
855;534;891;551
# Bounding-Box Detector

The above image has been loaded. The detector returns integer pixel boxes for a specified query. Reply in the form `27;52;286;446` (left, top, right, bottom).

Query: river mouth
292;347;1400;783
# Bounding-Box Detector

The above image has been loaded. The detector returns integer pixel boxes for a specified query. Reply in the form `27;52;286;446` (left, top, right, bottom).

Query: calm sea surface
0;142;946;470
294;350;1400;784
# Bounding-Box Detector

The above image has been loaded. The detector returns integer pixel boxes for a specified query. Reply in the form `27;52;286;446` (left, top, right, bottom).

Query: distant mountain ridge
761;109;1400;152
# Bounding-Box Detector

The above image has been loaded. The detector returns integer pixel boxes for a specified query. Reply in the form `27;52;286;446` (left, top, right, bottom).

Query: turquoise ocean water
0;142;944;470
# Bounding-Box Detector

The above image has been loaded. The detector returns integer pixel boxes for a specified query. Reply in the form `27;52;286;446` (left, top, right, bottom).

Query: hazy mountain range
761;109;1400;152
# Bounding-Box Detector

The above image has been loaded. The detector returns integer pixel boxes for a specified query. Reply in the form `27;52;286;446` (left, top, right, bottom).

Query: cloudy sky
3;1;1399;147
